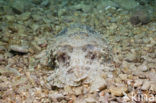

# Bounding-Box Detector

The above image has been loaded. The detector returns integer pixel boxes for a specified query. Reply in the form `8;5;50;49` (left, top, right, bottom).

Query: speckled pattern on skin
44;24;114;89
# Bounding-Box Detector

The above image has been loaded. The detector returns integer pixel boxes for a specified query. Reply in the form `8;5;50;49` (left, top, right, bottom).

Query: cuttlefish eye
82;44;101;60
56;52;70;63
48;45;73;68
85;51;97;60
48;51;70;68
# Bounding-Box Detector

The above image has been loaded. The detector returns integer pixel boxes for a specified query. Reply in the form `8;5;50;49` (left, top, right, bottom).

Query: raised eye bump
82;44;95;52
63;45;73;52
56;52;70;66
57;52;68;62
85;51;97;60
48;50;57;68
59;45;73;52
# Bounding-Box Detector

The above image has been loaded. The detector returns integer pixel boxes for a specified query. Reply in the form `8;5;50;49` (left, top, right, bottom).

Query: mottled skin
45;24;114;88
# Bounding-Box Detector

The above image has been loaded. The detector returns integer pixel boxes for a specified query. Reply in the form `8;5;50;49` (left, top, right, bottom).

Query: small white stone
85;97;96;103
138;64;149;72
150;82;156;92
10;45;29;53
49;92;64;100
134;79;143;87
119;74;127;80
90;77;106;93
141;80;151;90
0;54;4;61
107;72;113;78
73;87;82;95
109;86;128;96
125;52;136;62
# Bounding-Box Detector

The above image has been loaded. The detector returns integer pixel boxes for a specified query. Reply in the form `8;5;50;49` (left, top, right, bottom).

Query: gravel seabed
0;0;156;103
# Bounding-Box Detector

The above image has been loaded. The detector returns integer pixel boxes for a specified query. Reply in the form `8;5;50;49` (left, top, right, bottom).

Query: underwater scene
0;0;156;102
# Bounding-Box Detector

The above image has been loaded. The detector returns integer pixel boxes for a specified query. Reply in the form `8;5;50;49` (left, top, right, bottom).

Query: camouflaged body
46;24;114;88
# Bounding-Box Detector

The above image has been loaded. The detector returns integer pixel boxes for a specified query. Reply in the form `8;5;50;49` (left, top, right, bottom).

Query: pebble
107;72;113;78
32;14;42;21
30;24;39;32
35;37;47;46
121;61;130;69
85;97;96;103
0;46;6;51
150;82;156;92
110;17;117;23
141;80;151;90
0;54;4;61
5;15;15;22
90;76;107;93
0;66;20;76
19;12;31;21
147;72;156;81
64;86;74;94
9;45;29;54
4;52;13;58
134;79;143;87
108;23;118;34
119;74;127;80
41;0;50;7
125;52;137;62
31;41;42;52
138;63;149;72
6;67;21;76
73;87;82;96
0;66;7;74
49;92;65;100
109;85;127;96
12;24;25;34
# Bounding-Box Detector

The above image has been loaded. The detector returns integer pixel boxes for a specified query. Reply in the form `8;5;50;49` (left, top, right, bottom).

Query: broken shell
9;45;29;54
